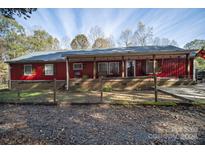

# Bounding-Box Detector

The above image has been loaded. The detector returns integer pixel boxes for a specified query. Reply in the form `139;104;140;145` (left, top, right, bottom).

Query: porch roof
6;45;195;63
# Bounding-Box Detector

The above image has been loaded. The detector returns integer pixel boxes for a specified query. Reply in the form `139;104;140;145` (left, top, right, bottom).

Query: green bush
103;84;112;92
82;75;89;80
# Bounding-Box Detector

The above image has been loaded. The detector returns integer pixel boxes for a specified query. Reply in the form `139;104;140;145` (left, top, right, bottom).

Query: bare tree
118;29;133;47
170;40;178;47
152;37;161;46
161;38;170;46
133;22;153;46
152;37;179;47
107;35;115;48
88;26;104;45
92;37;113;49
60;36;70;49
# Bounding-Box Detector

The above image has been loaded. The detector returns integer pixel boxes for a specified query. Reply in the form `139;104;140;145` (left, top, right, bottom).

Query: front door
126;60;135;77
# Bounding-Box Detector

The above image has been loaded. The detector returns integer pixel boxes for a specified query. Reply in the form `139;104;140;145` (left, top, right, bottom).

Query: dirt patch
57;90;183;105
0;104;204;144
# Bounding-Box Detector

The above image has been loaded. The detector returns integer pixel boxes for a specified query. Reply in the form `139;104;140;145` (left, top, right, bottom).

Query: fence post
17;89;20;103
53;78;57;104
8;64;11;90
100;76;103;103
154;75;158;102
8;80;11;90
153;55;158;102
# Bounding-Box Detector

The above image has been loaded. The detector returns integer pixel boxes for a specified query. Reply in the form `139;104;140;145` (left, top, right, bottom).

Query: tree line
0;15;61;82
70;23;179;50
0;14;182;62
0;8;205;83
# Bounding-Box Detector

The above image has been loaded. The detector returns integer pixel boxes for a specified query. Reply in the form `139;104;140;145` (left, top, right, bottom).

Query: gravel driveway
0;104;204;145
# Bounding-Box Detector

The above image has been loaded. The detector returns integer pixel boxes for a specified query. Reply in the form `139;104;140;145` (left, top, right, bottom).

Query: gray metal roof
6;45;193;63
62;45;188;57
6;50;70;63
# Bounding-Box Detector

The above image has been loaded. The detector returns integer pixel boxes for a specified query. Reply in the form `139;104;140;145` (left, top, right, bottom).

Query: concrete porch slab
158;83;205;103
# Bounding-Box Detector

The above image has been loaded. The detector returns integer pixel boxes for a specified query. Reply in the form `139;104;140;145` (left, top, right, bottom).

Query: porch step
58;83;66;90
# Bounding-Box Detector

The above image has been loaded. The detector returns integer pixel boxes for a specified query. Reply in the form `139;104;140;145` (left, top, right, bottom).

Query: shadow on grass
0;90;53;103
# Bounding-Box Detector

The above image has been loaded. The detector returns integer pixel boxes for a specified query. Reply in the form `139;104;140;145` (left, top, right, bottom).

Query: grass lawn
0;90;54;103
0;89;203;106
57;90;183;105
192;100;205;105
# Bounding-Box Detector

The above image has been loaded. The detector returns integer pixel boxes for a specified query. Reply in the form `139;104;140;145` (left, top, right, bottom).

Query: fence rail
0;76;167;105
0;79;57;105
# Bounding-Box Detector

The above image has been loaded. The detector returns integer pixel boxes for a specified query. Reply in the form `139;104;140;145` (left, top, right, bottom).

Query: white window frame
109;62;119;75
98;62;108;75
73;63;83;70
24;64;32;76
45;64;54;76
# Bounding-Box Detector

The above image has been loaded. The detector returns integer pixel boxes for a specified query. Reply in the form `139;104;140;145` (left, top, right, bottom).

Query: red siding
136;60;146;76
10;57;194;80
10;62;66;80
69;62;94;78
135;58;192;78
157;58;186;78
10;62;94;80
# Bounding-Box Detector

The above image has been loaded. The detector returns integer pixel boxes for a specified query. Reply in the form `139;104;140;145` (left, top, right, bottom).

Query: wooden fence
0;76;159;105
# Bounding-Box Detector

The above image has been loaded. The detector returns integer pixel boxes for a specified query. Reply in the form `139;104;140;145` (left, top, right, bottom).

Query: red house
6;45;202;90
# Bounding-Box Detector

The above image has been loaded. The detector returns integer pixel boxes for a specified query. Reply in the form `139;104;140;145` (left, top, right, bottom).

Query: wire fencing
0;80;56;104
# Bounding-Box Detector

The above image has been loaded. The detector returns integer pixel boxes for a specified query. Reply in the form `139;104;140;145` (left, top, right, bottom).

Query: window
146;60;161;74
98;62;120;76
45;64;54;75
24;65;32;75
98;62;108;76
109;62;119;75
73;63;83;70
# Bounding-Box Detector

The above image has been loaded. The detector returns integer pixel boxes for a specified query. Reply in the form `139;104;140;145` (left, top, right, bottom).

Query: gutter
62;50;194;58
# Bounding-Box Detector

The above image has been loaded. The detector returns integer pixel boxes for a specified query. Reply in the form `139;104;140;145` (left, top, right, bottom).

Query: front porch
65;53;194;90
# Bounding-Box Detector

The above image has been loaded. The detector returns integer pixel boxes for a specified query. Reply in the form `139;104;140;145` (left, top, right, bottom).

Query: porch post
193;59;196;81
121;56;125;78
93;57;96;79
153;55;158;102
66;57;70;90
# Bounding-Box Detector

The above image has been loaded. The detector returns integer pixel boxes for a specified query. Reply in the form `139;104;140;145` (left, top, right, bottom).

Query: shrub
103;84;112;92
82;75;89;80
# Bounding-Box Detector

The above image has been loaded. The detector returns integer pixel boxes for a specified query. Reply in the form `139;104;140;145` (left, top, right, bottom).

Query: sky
15;8;205;48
